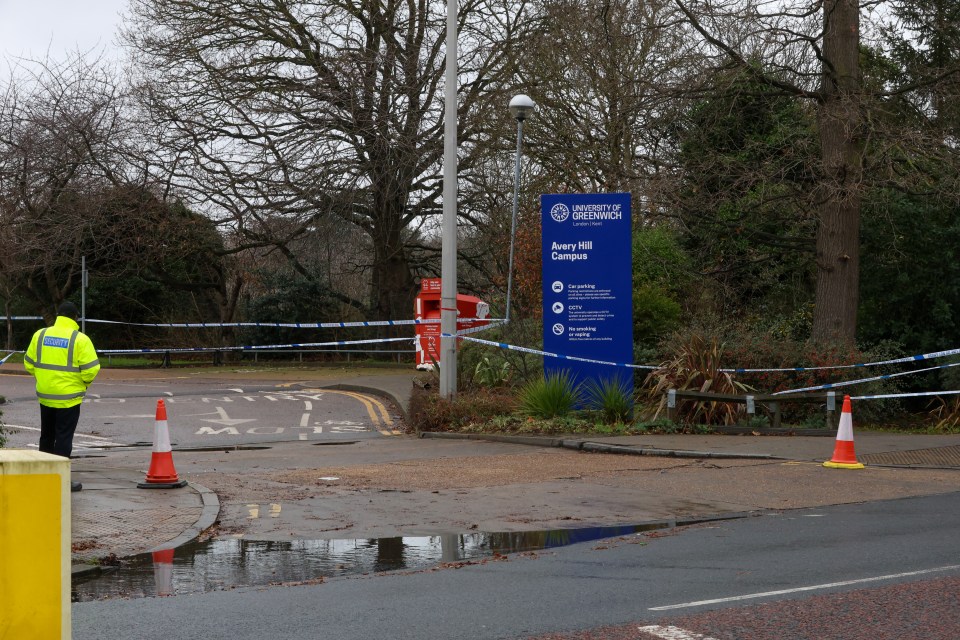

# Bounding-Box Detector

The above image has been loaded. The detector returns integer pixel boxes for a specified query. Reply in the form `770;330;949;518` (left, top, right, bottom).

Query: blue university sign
541;193;633;391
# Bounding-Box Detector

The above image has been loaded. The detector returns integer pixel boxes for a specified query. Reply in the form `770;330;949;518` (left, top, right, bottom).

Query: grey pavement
70;465;219;576
6;367;960;575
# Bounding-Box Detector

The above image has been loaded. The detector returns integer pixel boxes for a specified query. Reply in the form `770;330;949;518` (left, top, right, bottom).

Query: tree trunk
812;0;862;346
370;209;416;339
4;297;12;351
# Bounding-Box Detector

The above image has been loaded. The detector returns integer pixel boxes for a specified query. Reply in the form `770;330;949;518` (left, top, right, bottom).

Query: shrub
928;396;960;432
583;375;634;424
641;333;754;425
473;354;512;388
407;383;516;432
721;332;907;425
518;370;581;419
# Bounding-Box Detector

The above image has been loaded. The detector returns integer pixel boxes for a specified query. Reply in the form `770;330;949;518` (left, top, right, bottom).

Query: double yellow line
293;386;401;436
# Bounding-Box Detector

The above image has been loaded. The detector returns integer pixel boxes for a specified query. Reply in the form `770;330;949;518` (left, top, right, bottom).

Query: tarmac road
5;362;960;638
0;365;405;449
71;492;960;640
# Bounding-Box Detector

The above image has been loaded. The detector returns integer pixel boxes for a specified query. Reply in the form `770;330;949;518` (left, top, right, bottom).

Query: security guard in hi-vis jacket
23;301;101;491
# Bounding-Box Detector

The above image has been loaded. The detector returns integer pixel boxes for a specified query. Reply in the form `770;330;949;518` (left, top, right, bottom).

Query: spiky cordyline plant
643;334;754;425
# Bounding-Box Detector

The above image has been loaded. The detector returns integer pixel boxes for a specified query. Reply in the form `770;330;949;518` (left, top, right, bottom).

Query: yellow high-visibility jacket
23;316;101;408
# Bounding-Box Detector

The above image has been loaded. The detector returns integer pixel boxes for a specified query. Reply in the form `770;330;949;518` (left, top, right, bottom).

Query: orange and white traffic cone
138;399;188;488
151;548;175;596
823;395;865;469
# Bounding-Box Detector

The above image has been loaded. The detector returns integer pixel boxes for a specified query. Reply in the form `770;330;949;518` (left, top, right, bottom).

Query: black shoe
71;481;82;492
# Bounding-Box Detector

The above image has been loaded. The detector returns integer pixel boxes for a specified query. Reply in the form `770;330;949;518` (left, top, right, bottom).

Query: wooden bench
665;389;839;429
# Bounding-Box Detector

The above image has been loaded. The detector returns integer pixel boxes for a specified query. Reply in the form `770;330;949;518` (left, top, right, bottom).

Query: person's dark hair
57;301;79;320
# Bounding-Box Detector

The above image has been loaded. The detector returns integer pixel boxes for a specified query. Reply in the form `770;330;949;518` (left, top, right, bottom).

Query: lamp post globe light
505;94;536;323
509;94;536;121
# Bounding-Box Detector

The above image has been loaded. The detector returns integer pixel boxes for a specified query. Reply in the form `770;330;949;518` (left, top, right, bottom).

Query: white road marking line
90;383;174;390
76;433;120;441
304;400;313;411
300;413;310;427
638;625;719;640
649;564;960;611
4;424;116;441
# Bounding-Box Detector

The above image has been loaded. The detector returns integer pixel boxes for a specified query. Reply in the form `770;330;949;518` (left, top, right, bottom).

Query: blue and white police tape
17;309;960;375
4;323;500;362
773;360;960;395
84;317;499;329
446;334;658;370
725;345;960;373
99;336;413;355
9;316;500;327
456;319;506;336
851;389;960;401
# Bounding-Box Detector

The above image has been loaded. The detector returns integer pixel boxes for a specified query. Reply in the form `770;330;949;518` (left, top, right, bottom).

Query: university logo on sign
550;203;570;223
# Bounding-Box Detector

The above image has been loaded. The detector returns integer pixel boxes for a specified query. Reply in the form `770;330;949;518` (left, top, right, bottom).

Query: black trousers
38;404;82;458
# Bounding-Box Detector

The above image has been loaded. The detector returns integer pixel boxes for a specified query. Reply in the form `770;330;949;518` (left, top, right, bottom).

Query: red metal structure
414;278;489;370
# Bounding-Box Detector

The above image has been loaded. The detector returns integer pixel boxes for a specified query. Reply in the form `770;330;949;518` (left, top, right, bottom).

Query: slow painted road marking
246;503;281;519
638;625;718;640
201;407;256;427
649;564;960;611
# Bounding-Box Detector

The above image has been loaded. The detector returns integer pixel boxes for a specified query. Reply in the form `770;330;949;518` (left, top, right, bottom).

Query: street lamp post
505;95;536;323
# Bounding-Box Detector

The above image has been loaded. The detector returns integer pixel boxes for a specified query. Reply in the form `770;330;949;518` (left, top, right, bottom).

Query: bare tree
0;53;249;347
522;0;694;199
123;0;532;326
0;55;139;318
450;0;696;318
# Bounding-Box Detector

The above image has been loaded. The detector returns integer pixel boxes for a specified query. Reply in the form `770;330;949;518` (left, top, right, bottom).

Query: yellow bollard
0;450;71;640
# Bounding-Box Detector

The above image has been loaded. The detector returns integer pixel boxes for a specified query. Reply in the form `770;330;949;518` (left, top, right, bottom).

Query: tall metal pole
81;255;87;334
504;95;535;325
505;118;524;324
439;0;459;399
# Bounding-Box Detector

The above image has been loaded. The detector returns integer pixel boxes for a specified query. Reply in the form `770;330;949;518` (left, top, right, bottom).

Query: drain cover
860;445;960;469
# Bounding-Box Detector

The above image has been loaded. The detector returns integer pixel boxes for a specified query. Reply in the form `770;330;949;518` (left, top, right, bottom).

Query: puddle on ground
72;522;670;601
